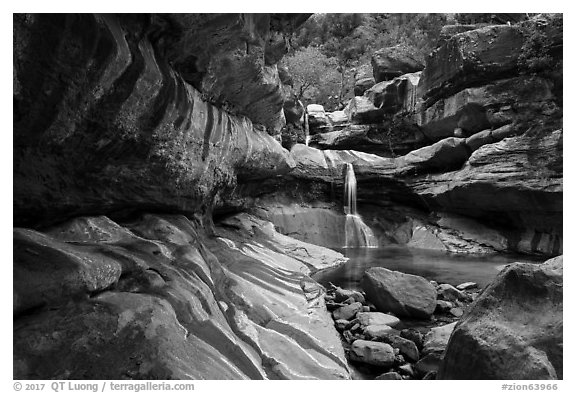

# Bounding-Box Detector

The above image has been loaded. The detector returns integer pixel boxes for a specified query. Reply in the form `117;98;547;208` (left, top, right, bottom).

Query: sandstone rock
364;325;400;339
349;340;395;367
355;77;376;96
361;267;437;319
345;96;384;123
456;282;477;291
333;302;363;321
418;76;557;141
356;312;401;328
364;72;420;114
422;322;457;356
371;45;424;83
375;371;402;380
438;257;563;380
401;137;470;173
437;284;467;302
13;14;296;228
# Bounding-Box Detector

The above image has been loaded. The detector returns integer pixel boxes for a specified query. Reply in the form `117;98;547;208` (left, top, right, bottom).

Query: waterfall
305;135;311;147
344;163;378;248
304;111;310;146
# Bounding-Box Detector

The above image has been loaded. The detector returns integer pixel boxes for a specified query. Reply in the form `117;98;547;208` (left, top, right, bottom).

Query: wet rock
456;282;478;291
375;371;402;380
422;322;457;356
361;267;437;319
333;302;363;321
356;312;401;328
349;340;395;367
371;45;424;83
438;257;563;380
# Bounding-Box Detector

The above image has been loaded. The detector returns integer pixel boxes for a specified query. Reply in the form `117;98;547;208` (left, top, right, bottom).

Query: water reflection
313;245;545;290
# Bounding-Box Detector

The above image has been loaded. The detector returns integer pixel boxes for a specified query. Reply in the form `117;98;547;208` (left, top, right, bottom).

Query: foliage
284;13;448;109
518;27;555;74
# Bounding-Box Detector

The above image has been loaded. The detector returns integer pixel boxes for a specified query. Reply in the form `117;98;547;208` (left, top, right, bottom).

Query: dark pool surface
313;246;545;290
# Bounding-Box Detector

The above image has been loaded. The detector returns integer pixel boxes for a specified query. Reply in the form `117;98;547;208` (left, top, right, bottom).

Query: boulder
333;288;365;303
348;340;395;367
422;322;457;356
364;325;400;339
283;98;304;125
371;45;424;83
400;137;470;173
438;257;563;380
400;329;425;350
415;353;443;377
345;96;384;123
355;77;376;96
378;334;420;363
364;72;421;114
356;312;401;328
375;371;402;380
333;302;363;321
361;267;437;319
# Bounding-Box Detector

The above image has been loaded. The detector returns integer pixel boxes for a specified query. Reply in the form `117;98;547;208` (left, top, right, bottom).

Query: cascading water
343;163;378;248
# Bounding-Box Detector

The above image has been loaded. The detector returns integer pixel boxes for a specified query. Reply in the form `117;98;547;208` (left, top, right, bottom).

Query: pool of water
313;246;545;290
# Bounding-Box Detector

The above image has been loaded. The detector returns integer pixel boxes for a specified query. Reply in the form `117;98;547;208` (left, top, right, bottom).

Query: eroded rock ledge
14;213;349;379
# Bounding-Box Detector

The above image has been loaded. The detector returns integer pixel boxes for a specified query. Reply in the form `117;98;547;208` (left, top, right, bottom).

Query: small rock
334;319;349;332
379;334;420;363
350;323;361;331
415;353;443;377
435;300;453;313
362;306;371;312
394;354;405;365
398;363;414;377
449;307;464;317
343;297;355;305
349;340;395;367
430;280;439;287
343;330;356;344
356;312;401;328
400;329;424;350
364;325;400;339
333;302;363;320
437;283;467;302
375;371;402;380
422;371;437;380
456;282;478;291
422;322;457;355
334;287;366;303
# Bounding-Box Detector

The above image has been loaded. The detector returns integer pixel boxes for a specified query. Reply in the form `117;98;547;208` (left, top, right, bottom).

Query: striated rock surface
14;213;350;379
438;256;563;379
13;14;298;228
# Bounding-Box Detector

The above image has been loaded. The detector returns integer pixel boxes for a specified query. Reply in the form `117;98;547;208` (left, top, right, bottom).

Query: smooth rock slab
349;340;395;367
361;267;437;319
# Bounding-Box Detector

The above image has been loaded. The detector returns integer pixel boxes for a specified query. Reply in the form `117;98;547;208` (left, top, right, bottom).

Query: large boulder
400;137;470;173
371;45;424;83
438;256;563;380
361;267;437;319
354;64;376;96
364;72;421;114
345;96;384;123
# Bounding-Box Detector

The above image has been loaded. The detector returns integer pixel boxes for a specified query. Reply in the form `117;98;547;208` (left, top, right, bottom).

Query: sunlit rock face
14;213;349;379
13;14;302;228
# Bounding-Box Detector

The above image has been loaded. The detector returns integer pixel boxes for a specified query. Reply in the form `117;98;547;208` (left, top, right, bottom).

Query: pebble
332;302;363;320
449;307;464;317
435;300;453;313
456;282;478;291
398;363;414;377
